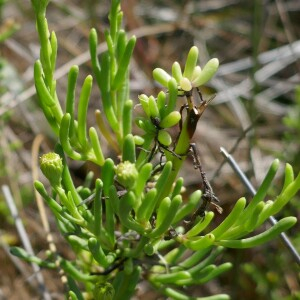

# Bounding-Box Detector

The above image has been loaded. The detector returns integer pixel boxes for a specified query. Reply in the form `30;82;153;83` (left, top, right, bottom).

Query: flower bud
40;152;63;187
115;161;138;189
93;282;115;300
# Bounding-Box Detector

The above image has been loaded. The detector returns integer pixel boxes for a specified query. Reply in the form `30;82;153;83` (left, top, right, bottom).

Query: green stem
159;113;192;200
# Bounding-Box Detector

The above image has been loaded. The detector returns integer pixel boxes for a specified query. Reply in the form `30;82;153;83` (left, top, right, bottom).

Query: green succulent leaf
216;217;297;248
10;247;55;268
153;68;172;88
160;111;181;128
172;61;183;83
192;58;219;87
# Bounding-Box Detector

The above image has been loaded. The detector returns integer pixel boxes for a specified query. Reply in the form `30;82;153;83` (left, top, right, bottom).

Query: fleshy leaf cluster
153;46;219;93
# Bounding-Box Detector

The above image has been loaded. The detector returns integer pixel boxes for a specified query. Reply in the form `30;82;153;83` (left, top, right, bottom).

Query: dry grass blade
1;185;51;300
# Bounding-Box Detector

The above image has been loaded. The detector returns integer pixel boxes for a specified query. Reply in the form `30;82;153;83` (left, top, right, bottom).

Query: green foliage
241;85;300;300
283;85;300;174
10;1;299;299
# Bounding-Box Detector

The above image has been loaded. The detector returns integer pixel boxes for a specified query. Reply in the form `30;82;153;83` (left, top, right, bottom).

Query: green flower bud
180;77;192;92
160;111;181;128
115;161;138;189
183;46;199;80
172;61;183;83
158;130;172;147
40;152;63;187
93;282;115;300
192;58;219;87
153;68;172;88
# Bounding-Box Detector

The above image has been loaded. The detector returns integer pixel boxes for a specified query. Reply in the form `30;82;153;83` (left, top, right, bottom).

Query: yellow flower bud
115;161;138;189
40;152;63;187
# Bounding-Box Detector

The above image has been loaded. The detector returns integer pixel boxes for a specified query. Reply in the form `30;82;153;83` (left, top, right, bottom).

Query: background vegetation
0;0;299;299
